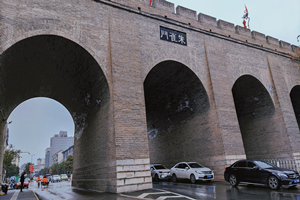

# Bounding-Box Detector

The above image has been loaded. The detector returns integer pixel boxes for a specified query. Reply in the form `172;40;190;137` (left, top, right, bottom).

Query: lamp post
20;152;35;177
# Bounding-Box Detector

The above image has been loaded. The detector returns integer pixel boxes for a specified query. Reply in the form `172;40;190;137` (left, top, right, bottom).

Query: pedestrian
36;176;41;188
20;172;25;192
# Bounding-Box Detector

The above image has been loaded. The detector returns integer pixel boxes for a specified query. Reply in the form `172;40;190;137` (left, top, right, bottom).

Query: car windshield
255;161;276;169
154;165;166;169
188;162;204;168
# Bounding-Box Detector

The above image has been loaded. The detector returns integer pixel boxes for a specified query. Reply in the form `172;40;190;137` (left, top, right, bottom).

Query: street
31;179;300;200
2;180;300;200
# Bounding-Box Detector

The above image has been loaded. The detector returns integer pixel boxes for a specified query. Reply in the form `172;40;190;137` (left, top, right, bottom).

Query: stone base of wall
116;158;152;193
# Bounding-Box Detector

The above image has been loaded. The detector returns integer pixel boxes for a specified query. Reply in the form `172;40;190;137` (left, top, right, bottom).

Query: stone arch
290;85;300;131
232;75;291;159
0;34;114;191
144;60;217;168
1;22;110;83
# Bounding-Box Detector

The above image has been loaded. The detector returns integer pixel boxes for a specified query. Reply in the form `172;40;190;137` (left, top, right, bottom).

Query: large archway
232;75;291;159
144;61;218;168
0;35;113;191
290;85;300;131
7;97;75;170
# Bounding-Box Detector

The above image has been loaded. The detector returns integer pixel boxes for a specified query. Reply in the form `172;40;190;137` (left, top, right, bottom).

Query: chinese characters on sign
160;26;187;46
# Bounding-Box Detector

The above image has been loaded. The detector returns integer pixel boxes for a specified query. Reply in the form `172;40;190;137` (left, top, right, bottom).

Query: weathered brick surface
0;0;300;193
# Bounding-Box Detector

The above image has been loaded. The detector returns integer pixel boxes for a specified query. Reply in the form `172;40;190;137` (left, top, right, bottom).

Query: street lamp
20;152;35;177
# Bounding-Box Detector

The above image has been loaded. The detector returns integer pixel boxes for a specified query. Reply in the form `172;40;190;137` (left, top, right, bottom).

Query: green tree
39;168;49;175
64;155;73;174
3;145;21;179
24;162;33;175
39;155;73;175
7;164;19;177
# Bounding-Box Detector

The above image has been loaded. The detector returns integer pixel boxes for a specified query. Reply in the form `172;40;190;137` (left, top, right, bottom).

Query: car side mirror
253;166;259;170
185;167;189;170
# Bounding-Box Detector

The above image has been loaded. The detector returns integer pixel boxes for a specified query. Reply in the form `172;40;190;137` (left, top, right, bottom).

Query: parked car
60;174;68;181
170;162;214;183
150;164;171;182
52;175;61;182
224;159;300;189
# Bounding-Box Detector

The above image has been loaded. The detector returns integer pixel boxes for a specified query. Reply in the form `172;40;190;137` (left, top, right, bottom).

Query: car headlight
277;173;288;179
195;171;203;174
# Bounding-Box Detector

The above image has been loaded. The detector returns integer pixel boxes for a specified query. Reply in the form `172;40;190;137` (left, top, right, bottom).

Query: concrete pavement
0;189;38;200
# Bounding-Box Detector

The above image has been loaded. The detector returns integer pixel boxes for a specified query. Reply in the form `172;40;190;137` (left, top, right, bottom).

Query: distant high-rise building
34;158;45;175
49;131;74;167
45;148;50;168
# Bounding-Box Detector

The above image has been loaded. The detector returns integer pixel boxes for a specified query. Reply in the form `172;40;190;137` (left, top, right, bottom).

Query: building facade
49;131;74;167
62;145;74;162
44;148;50;169
52;150;64;165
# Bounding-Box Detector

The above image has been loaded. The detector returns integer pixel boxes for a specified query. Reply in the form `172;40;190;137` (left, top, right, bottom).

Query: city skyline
7;97;75;166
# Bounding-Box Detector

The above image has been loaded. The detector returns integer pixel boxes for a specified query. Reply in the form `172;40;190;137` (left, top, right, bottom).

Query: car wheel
190;174;196;184
172;174;177;182
268;176;280;190
154;174;159;182
229;174;238;187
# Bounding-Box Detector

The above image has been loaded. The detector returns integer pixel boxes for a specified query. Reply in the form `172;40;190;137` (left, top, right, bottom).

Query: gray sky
169;0;300;45
7;0;300;167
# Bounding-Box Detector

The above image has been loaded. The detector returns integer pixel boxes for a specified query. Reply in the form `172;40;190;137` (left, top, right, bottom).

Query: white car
150;164;171;182
52;175;61;182
170;162;214;183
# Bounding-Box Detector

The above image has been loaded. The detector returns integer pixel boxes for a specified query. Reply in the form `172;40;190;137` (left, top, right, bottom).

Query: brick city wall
0;0;299;193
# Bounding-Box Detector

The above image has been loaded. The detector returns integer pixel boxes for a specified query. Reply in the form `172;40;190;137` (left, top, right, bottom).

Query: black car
224;159;300;189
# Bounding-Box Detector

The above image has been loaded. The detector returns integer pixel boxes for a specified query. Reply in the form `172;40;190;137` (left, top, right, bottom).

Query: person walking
20;172;25;192
36;176;41;188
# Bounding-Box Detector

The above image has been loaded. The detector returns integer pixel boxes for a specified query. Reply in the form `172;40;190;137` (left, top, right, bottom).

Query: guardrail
262;159;300;172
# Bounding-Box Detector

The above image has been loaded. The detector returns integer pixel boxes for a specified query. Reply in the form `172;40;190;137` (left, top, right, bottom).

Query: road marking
157;189;196;200
138;192;169;198
10;190;19;200
120;189;196;200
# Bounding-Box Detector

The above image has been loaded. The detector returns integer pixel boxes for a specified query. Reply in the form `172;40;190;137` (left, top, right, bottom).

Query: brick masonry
0;0;299;193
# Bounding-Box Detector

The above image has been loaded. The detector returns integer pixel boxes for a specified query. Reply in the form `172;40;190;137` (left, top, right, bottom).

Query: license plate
294;179;299;183
207;175;212;178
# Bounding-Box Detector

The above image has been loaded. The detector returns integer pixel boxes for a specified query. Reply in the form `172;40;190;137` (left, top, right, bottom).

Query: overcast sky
7;0;300;167
169;0;300;45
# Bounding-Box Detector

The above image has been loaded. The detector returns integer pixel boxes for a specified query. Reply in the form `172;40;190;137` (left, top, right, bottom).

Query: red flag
150;0;152;6
245;6;248;14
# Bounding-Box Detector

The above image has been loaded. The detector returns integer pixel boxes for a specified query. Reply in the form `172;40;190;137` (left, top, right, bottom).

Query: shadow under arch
0;34;114;192
144;60;213;168
290;85;300;131
232;75;288;159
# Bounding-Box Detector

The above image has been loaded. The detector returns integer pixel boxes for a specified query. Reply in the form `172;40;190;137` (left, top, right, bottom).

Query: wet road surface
153;180;300;200
4;179;300;200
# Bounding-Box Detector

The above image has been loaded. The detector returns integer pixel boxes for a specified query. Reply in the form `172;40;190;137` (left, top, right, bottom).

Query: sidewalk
0;189;38;200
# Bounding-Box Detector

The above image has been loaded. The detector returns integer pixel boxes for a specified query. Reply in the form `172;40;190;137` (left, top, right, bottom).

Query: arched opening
7;97;74;174
0;35;112;191
290;85;300;131
232;75;288;159
144;61;214;168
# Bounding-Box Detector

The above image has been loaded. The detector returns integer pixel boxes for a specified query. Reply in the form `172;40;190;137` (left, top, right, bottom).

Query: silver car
52;175;61;182
150;164;171;182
